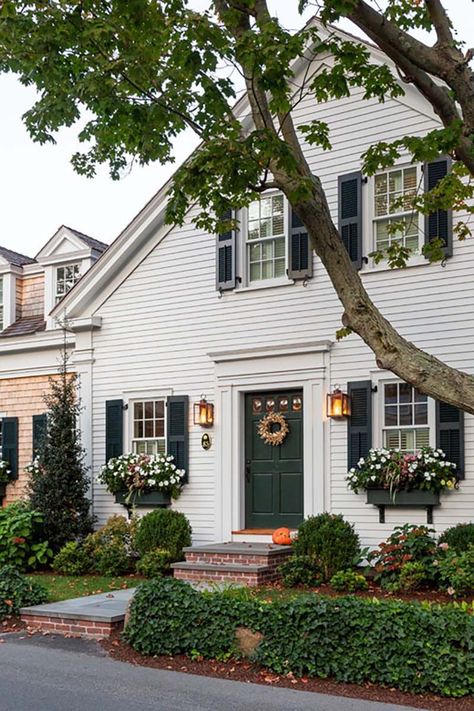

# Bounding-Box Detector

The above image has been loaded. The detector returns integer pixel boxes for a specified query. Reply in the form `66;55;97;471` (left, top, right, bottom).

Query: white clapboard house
44;22;472;581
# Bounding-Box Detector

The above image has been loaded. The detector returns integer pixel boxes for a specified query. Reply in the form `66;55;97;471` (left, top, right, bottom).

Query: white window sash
243;190;289;286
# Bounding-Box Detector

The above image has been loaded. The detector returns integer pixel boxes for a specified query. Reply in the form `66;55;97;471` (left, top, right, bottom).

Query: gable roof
50;18;440;322
0;246;36;267
64;227;109;254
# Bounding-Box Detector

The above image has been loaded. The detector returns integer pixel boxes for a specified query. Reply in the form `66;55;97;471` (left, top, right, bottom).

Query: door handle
245;459;251;483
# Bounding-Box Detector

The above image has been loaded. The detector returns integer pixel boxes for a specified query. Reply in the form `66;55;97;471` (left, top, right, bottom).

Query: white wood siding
90;86;473;546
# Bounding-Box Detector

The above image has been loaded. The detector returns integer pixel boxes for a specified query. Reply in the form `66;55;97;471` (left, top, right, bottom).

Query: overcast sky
0;1;472;256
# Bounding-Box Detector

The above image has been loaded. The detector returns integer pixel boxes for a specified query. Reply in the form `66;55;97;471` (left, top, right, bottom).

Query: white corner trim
208;340;333;363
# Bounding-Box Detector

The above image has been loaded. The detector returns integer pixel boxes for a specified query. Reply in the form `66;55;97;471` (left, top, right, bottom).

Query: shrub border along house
124;578;474;699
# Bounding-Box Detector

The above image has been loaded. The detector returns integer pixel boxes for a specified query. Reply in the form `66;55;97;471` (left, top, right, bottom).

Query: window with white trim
382;382;431;453
246;192;287;283
131;399;165;455
373;166;421;253
55;264;80;303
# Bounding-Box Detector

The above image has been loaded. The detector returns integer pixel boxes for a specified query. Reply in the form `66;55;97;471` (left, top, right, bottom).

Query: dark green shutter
436;400;464;479
288;208;313;279
216;209;236;291
32;413;47;458
105;399;123;463
338;172;363;269
424;158;452;257
347;381;372;469
3;417;18;478
167;396;189;483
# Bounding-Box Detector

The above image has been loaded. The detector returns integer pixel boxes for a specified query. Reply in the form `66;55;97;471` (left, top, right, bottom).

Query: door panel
245;391;304;529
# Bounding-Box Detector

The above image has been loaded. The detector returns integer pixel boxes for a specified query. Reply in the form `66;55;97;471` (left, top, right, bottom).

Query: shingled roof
0;247;36;267
0;315;46;338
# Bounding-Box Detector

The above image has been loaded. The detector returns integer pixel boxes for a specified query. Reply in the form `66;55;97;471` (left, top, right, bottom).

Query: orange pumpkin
272;527;292;546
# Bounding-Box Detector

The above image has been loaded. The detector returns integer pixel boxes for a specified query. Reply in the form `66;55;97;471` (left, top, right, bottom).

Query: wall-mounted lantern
326;387;351;419
194;396;214;427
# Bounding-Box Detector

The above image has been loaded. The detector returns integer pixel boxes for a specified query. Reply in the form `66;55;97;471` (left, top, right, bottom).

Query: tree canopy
1;1;474;411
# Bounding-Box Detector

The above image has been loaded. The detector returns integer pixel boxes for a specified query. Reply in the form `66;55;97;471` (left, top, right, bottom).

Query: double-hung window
132;399;165;455
246;192;287;283
382;382;431;453
55;264;80;303
373;166;421;254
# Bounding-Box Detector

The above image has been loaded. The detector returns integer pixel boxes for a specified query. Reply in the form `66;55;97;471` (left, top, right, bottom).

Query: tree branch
425;0;455;47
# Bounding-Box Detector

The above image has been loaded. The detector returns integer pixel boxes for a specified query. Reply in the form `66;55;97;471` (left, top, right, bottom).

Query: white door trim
211;344;329;540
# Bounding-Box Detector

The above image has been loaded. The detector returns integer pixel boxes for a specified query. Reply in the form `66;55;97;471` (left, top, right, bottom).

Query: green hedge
124;578;474;697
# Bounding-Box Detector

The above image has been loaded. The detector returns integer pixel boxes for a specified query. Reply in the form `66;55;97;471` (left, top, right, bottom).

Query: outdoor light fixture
194;396;214;427
326;387;351;419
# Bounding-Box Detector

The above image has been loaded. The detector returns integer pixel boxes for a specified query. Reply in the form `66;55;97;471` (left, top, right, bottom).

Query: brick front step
172;562;281;586
182;542;292;567
21;614;123;639
20;587;135;639
173;542;293;587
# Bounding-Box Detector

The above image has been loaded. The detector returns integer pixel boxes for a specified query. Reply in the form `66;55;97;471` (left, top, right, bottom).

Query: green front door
245;391;304;529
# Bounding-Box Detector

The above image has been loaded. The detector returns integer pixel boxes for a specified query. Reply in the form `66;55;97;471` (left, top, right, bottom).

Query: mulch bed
263;581;474;605
0;617;25;634
101;636;474;711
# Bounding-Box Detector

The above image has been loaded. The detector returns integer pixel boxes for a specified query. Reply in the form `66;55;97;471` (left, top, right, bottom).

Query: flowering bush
368;524;437;589
98;452;185;504
0;459;12;485
347;447;457;496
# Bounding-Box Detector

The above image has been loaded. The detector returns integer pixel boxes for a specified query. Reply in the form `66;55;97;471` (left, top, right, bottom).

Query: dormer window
55;264;80;304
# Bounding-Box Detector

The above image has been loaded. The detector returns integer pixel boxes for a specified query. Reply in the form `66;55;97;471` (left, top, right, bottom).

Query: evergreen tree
28;342;94;551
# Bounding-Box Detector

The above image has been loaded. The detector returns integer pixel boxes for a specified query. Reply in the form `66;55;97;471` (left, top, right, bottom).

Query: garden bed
101;636;474;711
0;616;25;633
257;581;474;605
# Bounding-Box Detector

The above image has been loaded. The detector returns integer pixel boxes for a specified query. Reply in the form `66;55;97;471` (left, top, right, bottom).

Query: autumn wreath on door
257;412;289;446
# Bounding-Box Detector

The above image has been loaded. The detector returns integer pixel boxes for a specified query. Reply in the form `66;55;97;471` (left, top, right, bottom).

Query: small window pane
399;404;412;426
384;430;400;449
262;241;273;260
145;420;154;438
250;262;261;281
135;421;143;438
384;405;397;426
399;383;412;403
155;401;164;418
144;401;154;419
400;429;415;452
414;389;427;403
415;428;430;448
154;420;164;437
384;383;397;404
375;173;387;195
274;238;285;258
134;402;143;419
414;404;428;425
274;259;285;277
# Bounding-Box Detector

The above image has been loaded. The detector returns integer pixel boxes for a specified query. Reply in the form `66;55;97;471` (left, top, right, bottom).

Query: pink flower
439;542;449;551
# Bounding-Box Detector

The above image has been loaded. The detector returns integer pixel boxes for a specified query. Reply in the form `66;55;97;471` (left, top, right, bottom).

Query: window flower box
366;488;440;523
114;490;171;508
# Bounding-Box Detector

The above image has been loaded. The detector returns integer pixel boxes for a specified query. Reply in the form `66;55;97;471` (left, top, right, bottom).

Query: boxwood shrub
124;577;474;698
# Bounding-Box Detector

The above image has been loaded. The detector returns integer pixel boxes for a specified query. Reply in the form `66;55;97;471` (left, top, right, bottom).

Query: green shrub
369;524;437;589
278;555;322;588
330;570;368;592
136;548;173;577
439;523;474;554
84;515;137;575
0;565;48;618
135;509;191;561
124;577;474;698
437;545;474;597
52;541;92;576
0;503;52;571
398;561;429;592
292;513;360;581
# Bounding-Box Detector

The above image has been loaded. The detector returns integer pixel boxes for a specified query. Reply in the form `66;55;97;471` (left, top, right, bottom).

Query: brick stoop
172;542;292;587
20;614;122;640
20;587;135;639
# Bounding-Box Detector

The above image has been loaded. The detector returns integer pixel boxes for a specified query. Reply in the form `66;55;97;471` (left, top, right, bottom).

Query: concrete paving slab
20;587;136;623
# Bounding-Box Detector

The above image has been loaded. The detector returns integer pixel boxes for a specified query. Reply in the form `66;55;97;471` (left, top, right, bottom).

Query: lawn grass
27;573;146;602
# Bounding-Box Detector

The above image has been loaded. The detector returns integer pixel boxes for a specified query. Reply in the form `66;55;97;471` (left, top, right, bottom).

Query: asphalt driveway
0;632;419;711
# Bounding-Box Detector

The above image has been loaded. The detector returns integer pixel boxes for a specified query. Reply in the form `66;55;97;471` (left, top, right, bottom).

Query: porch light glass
326;388;351;419
194;397;214;427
